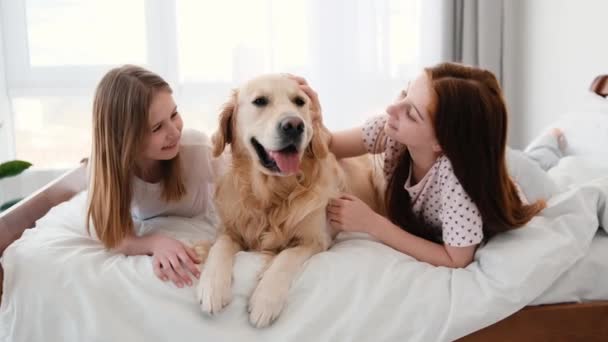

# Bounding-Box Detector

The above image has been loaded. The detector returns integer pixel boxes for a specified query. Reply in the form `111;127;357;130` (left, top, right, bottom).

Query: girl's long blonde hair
86;65;185;249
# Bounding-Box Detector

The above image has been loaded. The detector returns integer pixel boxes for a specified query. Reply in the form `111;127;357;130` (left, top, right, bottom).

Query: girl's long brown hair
385;62;545;243
86;65;185;249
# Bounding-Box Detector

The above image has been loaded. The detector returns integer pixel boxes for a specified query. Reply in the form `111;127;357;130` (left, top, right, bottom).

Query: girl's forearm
368;216;462;268
114;233;158;256
328;127;368;159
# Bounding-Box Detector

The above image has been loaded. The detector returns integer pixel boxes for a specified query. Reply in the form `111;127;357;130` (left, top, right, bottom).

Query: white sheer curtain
0;19;13;162
0;0;430;168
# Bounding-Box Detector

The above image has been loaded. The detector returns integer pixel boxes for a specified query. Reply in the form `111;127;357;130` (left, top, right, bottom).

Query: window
177;0;311;83
0;0;424;169
26;0;147;66
12;96;92;169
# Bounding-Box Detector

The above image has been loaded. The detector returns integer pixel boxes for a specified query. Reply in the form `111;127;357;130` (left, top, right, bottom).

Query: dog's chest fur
215;155;343;253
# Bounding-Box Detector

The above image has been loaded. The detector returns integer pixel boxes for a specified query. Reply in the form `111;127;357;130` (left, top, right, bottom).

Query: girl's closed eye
403;103;416;122
171;111;179;119
152;123;162;133
406;111;415;121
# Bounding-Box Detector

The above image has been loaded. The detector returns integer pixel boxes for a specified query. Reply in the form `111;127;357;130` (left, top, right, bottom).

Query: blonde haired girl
87;65;221;288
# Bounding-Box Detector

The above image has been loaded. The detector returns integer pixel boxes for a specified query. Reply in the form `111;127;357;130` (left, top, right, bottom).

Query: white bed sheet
529;156;608;304
2;172;608;342
532;229;608;305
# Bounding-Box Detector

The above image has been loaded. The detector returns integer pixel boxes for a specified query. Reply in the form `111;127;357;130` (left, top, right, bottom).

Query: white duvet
2;159;608;342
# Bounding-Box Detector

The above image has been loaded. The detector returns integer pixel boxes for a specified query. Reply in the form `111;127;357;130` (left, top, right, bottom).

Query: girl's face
384;72;441;153
140;90;183;161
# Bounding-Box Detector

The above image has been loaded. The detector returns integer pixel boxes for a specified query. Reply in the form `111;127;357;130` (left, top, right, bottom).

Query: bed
1;77;608;341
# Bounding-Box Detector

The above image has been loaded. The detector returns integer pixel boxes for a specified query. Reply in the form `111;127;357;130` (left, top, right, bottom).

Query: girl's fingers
328;198;343;207
326;206;341;215
327;211;344;223
329;218;343;229
300;84;318;99
300;85;320;113
168;256;191;287
179;251;201;279
340;193;356;201
184;245;202;264
153;258;167;281
161;258;182;287
284;73;308;85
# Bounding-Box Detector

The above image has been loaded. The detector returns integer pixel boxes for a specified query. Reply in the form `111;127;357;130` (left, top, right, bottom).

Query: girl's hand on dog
327;193;382;234
150;234;202;288
285;74;323;124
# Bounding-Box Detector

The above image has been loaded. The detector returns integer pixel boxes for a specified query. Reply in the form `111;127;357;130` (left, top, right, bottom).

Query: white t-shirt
130;129;225;221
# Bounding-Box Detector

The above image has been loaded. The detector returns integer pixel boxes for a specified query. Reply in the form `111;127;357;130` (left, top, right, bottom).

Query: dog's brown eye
252;96;269;107
293;96;306;107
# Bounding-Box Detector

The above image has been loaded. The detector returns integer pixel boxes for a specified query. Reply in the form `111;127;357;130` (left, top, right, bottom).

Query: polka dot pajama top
362;115;485;247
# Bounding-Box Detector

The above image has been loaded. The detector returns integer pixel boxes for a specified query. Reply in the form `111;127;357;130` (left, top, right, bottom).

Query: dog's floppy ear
307;120;330;160
212;90;238;157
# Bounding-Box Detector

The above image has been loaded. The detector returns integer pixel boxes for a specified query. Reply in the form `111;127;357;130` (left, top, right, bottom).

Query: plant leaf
0;160;32;179
0;198;23;212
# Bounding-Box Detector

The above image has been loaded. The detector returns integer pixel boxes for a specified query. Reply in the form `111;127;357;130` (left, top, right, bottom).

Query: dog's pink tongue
269;151;300;174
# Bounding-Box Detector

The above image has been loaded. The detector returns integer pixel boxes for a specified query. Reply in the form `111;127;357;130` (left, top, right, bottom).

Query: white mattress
531;155;608;304
532;229;608;305
3;89;608;342
1;173;608;341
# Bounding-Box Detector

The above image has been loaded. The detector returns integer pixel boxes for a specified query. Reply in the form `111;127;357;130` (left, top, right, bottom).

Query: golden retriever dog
196;74;382;328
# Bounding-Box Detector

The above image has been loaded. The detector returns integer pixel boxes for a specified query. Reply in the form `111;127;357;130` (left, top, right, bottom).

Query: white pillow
506;148;560;201
545;92;608;163
547;156;608;190
558;114;608;160
582;89;608;113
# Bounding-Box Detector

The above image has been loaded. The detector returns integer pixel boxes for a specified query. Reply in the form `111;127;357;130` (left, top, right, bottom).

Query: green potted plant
0;160;32;212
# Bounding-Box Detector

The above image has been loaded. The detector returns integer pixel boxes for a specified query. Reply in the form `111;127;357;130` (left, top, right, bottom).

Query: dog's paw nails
198;288;231;316
196;272;232;316
248;302;280;328
248;285;286;328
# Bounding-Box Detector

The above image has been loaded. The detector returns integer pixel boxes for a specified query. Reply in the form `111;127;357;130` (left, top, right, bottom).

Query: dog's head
212;74;328;176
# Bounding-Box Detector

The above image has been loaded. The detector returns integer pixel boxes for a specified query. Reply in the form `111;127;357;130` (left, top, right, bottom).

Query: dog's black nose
279;117;305;139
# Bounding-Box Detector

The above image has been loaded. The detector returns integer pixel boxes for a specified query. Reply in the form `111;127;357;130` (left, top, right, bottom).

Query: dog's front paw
196;266;232;315
248;276;289;328
191;240;211;263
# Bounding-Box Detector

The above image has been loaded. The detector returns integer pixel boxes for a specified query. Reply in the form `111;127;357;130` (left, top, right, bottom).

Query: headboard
0;162;87;304
590;74;608;97
0;163;87;254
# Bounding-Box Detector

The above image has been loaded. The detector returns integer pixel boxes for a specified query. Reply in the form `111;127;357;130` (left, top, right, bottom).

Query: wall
503;0;608;148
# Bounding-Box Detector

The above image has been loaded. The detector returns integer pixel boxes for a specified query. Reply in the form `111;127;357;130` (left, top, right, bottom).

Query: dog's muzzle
278;117;304;145
251;136;301;175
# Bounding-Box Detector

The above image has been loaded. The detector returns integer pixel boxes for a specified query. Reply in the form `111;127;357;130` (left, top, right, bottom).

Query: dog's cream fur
196;74;383;327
